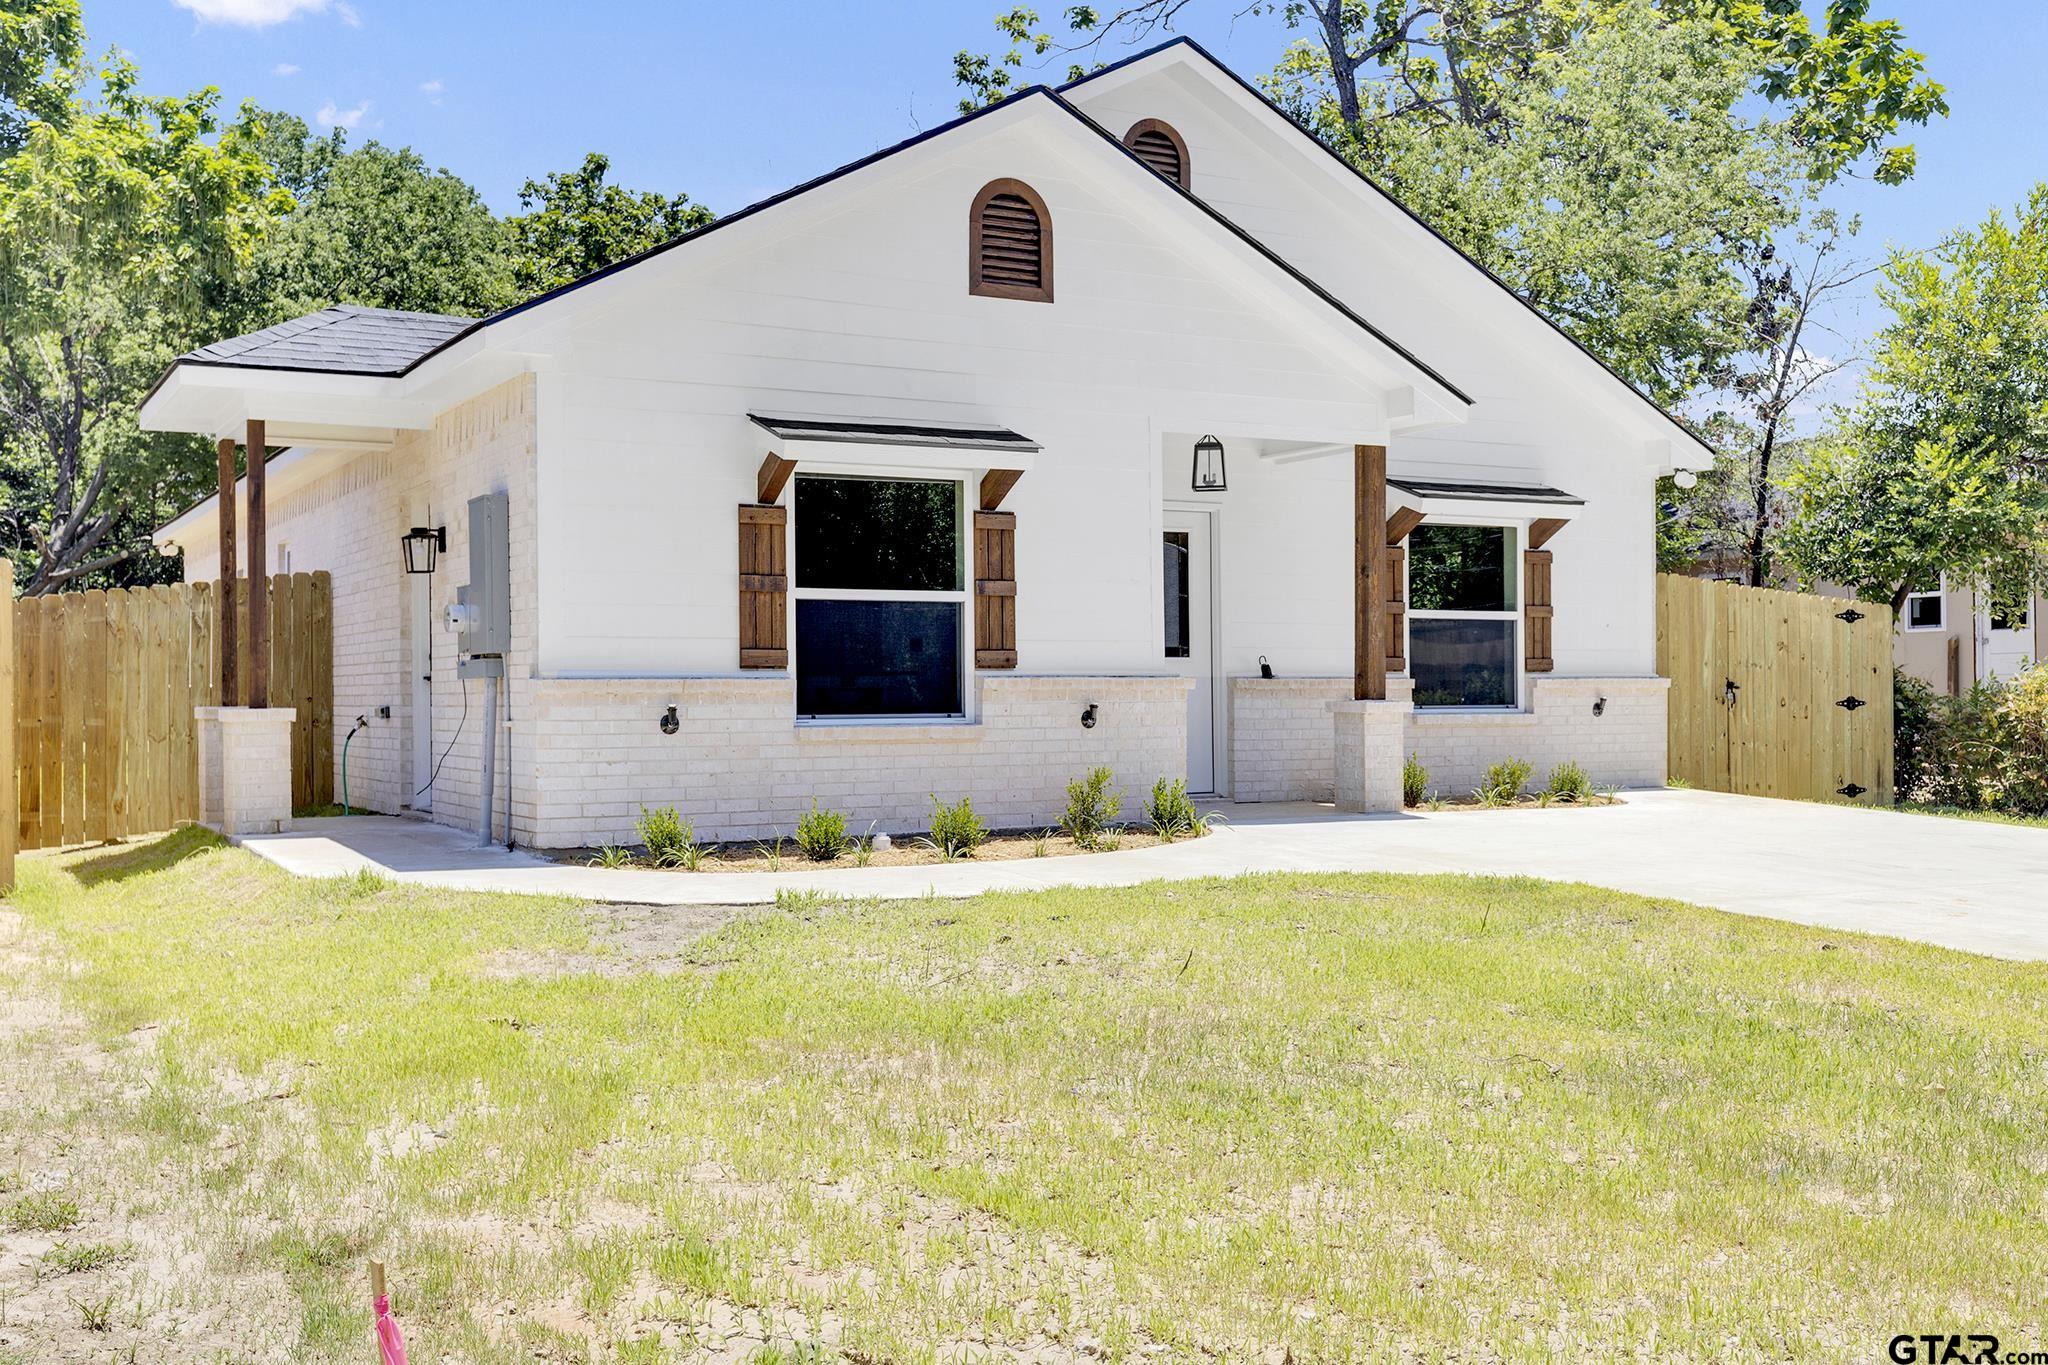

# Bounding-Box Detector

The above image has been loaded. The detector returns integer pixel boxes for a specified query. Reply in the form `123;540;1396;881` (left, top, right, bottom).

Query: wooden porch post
216;436;239;707
246;418;269;708
1354;442;1387;701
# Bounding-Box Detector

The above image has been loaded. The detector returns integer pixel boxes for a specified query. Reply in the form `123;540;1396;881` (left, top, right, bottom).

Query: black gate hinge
1835;607;1866;624
1836;695;1866;711
1838;783;1867;798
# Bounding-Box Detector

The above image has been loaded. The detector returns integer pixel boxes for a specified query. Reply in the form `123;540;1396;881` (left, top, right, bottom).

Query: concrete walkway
241;788;2048;960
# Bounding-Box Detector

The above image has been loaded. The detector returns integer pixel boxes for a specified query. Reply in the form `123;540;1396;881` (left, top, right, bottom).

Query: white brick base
196;707;298;836
1228;675;1668;803
1331;699;1408;812
520;674;1193;847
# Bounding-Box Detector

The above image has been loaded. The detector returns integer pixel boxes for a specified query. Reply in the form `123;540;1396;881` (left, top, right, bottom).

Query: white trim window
790;472;969;720
1904;579;1945;632
1405;521;1520;709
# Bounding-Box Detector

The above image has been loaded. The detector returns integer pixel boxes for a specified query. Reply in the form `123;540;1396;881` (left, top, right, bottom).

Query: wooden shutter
1123;119;1190;189
1385;544;1407;673
974;510;1017;668
970;179;1052;303
1524;548;1554;673
738;504;787;669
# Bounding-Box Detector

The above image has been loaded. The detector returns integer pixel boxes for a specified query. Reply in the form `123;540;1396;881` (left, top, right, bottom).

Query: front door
1981;596;2033;681
410;572;434;811
1163;511;1218;794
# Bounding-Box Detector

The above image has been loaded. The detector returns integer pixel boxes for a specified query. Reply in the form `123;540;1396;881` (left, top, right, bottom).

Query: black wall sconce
659;704;679;735
1592;695;1607;717
1191;434;1227;492
1259;655;1274;679
1081;703;1099;729
402;525;447;574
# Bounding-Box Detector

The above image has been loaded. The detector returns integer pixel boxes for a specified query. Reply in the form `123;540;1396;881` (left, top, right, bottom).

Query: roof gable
1059;37;1714;462
144;79;1468;431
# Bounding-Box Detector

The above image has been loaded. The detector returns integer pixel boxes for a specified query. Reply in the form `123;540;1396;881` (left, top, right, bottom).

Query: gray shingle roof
180;304;474;376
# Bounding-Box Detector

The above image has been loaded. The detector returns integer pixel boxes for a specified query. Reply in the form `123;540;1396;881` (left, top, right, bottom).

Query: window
1904;580;1945;631
793;475;966;718
1163;531;1190;657
969;179;1052;302
1122;119;1191;189
1989;595;2030;632
1406;523;1519;709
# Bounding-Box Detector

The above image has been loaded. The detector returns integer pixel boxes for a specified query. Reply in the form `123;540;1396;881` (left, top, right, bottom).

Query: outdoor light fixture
402;525;446;574
1673;470;1699;489
1191;434;1228;492
659;704;680;735
1081;703;1099;729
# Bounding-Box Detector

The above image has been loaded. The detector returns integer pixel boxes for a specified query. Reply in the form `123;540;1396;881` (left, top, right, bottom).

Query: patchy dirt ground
0;907;301;1362
475;900;747;979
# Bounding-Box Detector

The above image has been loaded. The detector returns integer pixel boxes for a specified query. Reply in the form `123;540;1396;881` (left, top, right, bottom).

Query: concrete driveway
242;788;2048;961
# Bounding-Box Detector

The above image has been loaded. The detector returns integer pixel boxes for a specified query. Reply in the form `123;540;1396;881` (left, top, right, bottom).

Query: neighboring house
144;39;1712;848
1896;579;2045;694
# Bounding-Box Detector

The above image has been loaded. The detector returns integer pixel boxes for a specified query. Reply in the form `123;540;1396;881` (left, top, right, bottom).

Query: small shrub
1098;826;1125;851
852;836;874;868
1402;753;1428;808
1900;667;2048;815
927;794;989;859
1031;830;1052;857
763;839;784;871
793;801;848;861
588;845;634;869
1545;760;1593;803
1060;767;1122;849
1475;757;1532;807
637;805;690;863
1146;777;1198;839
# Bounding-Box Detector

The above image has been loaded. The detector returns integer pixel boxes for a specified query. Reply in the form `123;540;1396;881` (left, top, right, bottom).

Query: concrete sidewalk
238;788;2048;960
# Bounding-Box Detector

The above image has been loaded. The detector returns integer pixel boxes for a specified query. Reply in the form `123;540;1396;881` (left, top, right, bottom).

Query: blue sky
88;0;2045;379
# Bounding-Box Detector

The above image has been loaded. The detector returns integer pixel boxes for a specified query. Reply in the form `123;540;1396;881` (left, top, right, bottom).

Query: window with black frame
1406;523;1519;708
793;475;966;718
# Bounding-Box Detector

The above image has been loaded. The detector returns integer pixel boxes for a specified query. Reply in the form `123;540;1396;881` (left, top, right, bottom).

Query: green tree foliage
0;55;284;593
1778;186;2048;611
0;0;81;155
235;115;517;321
502;151;713;297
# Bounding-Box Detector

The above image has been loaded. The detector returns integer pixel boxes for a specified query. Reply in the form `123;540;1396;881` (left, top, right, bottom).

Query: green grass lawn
3;830;2045;1362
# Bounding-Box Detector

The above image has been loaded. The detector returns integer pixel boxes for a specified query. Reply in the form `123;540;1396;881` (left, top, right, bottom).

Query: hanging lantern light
1191;434;1227;492
401;525;446;574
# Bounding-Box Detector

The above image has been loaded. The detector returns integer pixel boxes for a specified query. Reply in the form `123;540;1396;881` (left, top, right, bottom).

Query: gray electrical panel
455;490;510;679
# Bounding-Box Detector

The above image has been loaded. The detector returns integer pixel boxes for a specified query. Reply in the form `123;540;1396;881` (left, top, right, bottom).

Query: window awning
1387;477;1583;541
749;413;1036;508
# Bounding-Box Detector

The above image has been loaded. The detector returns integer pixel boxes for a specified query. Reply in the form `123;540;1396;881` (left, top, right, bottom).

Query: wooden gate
12;572;332;852
1657;574;1893;805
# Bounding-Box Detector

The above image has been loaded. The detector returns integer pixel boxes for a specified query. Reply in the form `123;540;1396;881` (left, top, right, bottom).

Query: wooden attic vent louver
970;179;1053;302
1122;119;1190;189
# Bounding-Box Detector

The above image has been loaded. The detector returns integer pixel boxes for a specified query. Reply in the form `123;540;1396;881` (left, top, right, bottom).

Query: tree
234;120;516;321
0;56;282;594
0;0;80;156
1778;187;2048;611
1662;208;1875;583
502;151;713;298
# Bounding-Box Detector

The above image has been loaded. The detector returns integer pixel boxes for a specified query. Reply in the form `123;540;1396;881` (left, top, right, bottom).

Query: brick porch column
1331;698;1407;813
196;707;298;835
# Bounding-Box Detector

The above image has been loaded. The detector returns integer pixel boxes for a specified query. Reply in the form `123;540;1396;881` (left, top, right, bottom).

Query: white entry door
410;572;434;811
1980;597;2033;681
1163;511;1218;794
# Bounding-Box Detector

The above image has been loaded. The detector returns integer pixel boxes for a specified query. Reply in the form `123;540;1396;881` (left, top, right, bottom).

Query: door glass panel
1163;531;1190;658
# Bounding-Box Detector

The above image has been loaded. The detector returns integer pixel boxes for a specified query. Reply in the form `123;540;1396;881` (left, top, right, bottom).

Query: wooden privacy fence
12;572;333;852
1657;574;1893;805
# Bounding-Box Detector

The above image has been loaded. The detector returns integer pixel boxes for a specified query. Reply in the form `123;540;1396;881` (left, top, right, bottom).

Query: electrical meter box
455;490;510;679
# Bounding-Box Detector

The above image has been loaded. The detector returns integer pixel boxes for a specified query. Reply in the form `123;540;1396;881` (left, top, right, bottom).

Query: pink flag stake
371;1260;410;1365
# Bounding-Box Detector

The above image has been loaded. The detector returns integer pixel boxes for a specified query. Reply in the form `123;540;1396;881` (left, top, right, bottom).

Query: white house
145;39;1712;848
